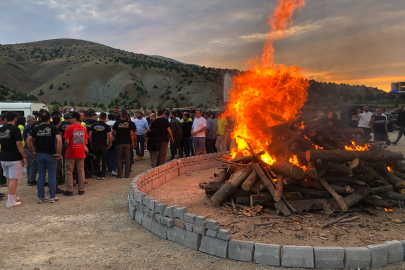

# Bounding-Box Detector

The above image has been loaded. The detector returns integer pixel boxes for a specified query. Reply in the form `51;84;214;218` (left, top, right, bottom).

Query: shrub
180;96;185;100
49;84;54;89
38;89;44;96
153;85;158;88
58;87;62;90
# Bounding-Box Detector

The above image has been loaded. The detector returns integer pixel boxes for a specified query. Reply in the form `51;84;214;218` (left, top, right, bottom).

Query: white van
0;101;49;117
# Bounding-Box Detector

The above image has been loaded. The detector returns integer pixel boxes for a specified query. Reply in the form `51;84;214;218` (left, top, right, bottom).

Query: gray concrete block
254;243;280;266
199;236;228;259
140;205;147;213
205;220;220;231
228;240;254;262
161;217;175;227
184;222;193;232
281;246;314;268
195;216;207;226
345;247;371;269
184;213;196;224
400;240;405;261
147;209;154;217
367;243;388;267
167;226;185;246
135;210;144;224
155;203;167;215
163;206;174;218
217;229;232;241
185;231;202;250
206;229;218;238
154;214;162;223
141;213;153;231
385;240;404;263
173;207;187;220
174;218;185;229
313;246;344;269
128;199;136;220
193;225;207;236
151;220;168;239
148;199;156;212
142;196;149;206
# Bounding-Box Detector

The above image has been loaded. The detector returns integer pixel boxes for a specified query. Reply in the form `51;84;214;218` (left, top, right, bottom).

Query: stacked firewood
203;112;405;216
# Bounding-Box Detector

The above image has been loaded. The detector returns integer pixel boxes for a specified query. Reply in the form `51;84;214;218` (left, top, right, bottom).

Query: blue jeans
107;147;117;173
183;137;194;157
36;152;57;199
135;135;145;157
25;148;37;183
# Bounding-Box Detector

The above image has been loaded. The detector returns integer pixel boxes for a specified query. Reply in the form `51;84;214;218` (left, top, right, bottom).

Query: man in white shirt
191;109;207;155
355;105;373;138
133;111;149;161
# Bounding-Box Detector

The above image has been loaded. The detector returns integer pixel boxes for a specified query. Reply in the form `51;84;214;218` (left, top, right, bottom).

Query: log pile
203;112;405;216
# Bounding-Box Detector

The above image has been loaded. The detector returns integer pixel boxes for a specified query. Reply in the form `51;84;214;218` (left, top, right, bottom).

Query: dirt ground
1;131;405;270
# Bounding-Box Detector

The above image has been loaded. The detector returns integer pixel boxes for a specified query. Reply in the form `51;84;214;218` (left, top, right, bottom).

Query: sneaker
28;180;37;186
56;188;64;194
97;177;101;180
78;191;84;195
15;196;21;202
111;171;118;176
6;200;21;208
392;142;397;145
49;197;59;203
117;175;122;178
141;156;145;160
135;156;141;161
38;197;49;204
125;175;130;178
100;177;105;180
63;191;73;196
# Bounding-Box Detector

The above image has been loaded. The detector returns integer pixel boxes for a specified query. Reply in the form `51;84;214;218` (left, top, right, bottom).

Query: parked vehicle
340;105;394;132
0;101;48;117
390;108;401;130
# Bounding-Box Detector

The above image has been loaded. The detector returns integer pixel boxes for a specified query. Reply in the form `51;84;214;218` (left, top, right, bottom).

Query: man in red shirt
63;112;88;196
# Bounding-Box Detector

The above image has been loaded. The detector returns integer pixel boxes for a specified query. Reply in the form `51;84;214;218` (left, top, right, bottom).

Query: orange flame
289;155;307;170
384;208;393;212
225;0;309;165
315;145;324;150
387;167;393;172
345;141;369;151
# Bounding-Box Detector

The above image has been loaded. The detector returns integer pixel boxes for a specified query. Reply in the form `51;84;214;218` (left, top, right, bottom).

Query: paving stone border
127;152;405;268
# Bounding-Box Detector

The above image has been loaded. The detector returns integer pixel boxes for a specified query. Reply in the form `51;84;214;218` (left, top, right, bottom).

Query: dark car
340;105;394;132
390;108;401;130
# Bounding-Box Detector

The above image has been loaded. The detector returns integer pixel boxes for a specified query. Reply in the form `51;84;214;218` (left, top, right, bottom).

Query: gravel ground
1;132;405;270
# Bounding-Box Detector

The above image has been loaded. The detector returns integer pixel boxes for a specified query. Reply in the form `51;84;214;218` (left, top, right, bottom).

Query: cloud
1;0;405;91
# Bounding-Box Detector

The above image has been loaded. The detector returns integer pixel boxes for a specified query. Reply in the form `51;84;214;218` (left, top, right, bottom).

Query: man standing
370;108;389;142
190;109;196;121
71;105;76;112
145;113;158;167
0;112;27;208
59;105;65;119
113;106;121;122
89;113;112;180
393;105;405;145
355;105;373;138
26;111;62;203
23;115;37;186
182;112;194;157
204;112;215;154
133;111;148;161
148;109;174;166
106;114;117;175
215;111;228;152
191;109;207;155
113;110;136;178
63;112;88;196
169;111;182;159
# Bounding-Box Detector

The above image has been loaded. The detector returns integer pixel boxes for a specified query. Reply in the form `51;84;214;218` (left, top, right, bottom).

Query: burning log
270;160;305;179
241;170;259;191
274;175;284;202
327;162;353;177
250;193;274;207
306;150;404;163
308;161;317;179
286;185;330;198
336;128;365;135
319;178;348;212
214;169;228;183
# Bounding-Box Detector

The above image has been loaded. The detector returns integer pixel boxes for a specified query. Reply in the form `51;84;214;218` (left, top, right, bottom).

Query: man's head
0;114;7;125
150;113;156;121
203;111;209;119
79;112;84;122
363;105;369;112
169;111;176;119
217;111;222;118
89;112;97;120
64;108;70;114
52;116;61;127
376;108;382;116
108;113;115;121
6;111;18;123
183;112;189;122
190;109;196;117
51;111;61;117
382;108;387;113
70;112;81;123
157;109;164;117
121;109;128;120
114;106;119;115
72;105;76;109
210;112;215;119
196;109;202;118
40;111;51;123
59;105;64;113
136;111;143;119
99;112;107;121
149;110;156;116
17;116;26;127
400;105;404;111
26;115;36;125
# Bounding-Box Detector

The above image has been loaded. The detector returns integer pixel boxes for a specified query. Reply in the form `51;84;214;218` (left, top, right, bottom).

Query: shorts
1;160;23;179
193;137;205;149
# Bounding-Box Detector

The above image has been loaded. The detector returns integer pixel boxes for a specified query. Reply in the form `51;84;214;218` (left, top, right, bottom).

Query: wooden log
393;170;405;180
370;185;393;194
214;169;228;183
320;129;335;141
269;136;297;155
320;213;350;229
343;186;371;208
283;192;303;201
249;181;266;193
306;150;404;163
308;181;350;195
304;115;330;131
211;167;253;206
286;185;330;198
289;199;328;212
337;128;365;135
327;162;353;177
226;164;241;175
231;188;254;199
319;178;349;212
235;197;250;205
316;141;340;150
271;160;305;179
205;182;225;196
309;125;328;137
284;129;316;150
252;163;291;216
382;191;405;202
283;177;300;185
250;193;274;207
363;195;393;208
274;175;284;202
241;170;259;191
323;176;363;185
308;161;317;179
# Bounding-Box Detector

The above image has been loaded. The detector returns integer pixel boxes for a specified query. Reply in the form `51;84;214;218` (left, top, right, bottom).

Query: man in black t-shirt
26;111;62;204
148;109;174;166
0;111;27;208
182;112;194;157
113;110;136;178
89;113;112;179
371;108;389;142
145;113;158;167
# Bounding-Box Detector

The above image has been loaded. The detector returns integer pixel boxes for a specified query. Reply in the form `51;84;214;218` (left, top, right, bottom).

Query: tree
63;100;67;106
38;89;44;96
92;102;98;108
100;104;106;110
84;102;88;107
78;101;83;107
153;85;158;88
58;87;62;90
49;84;54;89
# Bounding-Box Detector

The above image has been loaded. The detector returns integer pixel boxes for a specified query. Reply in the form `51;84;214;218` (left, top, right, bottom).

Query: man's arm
26;135;36;160
385;123;389;138
16;141;27;166
167;127;174;143
112;130;116;137
107;131;112;149
54;134;62;160
131;130;136;148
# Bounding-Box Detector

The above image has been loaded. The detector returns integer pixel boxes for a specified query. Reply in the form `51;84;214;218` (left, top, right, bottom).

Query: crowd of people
0;105;234;209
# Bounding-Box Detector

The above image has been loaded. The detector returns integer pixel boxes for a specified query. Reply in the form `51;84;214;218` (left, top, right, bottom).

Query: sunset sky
1;0;404;91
